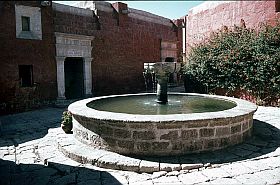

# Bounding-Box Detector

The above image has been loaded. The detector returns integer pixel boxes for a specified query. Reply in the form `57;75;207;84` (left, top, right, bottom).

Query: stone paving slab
0;106;280;185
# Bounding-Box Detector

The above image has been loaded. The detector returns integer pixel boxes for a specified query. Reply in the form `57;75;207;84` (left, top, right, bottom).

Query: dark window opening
21;16;30;31
19;65;33;87
165;57;175;62
276;1;280;12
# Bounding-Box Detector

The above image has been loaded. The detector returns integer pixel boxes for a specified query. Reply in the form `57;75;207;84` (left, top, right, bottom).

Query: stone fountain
68;61;257;156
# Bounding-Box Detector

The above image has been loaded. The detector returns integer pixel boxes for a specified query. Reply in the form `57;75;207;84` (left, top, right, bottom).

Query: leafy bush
183;22;280;106
61;110;73;133
62;111;72;125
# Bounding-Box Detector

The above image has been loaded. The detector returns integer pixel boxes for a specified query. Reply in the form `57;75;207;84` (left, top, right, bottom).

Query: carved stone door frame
55;32;94;99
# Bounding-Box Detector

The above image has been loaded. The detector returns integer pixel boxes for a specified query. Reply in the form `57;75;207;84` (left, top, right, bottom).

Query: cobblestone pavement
0;105;280;185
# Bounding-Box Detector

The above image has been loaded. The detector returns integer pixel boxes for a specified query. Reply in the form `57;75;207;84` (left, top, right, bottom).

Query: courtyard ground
0;91;280;185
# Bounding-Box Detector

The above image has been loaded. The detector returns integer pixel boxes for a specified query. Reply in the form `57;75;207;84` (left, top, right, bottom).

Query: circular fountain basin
68;93;257;156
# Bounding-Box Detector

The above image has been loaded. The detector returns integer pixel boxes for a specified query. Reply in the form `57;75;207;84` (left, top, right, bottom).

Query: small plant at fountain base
61;110;73;134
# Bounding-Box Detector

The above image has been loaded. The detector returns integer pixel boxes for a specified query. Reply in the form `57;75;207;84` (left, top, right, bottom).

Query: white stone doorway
55;32;94;100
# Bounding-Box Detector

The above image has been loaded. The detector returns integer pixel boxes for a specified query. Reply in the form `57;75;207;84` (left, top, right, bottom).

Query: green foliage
183;22;280;105
61;111;72;125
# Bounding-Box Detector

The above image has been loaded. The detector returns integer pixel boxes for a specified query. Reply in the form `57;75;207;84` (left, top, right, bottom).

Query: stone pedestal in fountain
156;77;168;104
153;62;181;104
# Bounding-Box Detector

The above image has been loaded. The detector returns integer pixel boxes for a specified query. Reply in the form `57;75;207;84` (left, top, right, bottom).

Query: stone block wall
0;1;56;114
73;112;254;156
183;1;280;54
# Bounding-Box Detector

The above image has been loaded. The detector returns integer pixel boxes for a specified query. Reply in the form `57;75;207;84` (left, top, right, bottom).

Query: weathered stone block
242;121;249;131
152;142;169;151
107;121;127;128
85;122;100;132
209;118;231;127
182;129;198;139
199;128;214;137
181;163;203;170
114;129;131;138
80;116;93;123
99;126;113;136
242;129;252;140
160;163;182;172
133;131;155;140
187;121;208;128
249;119;253;128
231;124;241;134
160;131;178;140
103;137;116;146
215;127;230;137
157;123;182;129
171;141;182;150
232;116;245;124
139;160;159;173
129;122;154;129
244;114;253;121
135;142;151;151
183;140;203;152
117;140;134;150
220;137;230;146
116;157;141;172
81;131;89;141
204;139;220;149
230;134;242;145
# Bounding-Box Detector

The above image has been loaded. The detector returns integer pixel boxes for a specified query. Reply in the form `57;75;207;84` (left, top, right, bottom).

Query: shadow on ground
0;159;122;185
0;108;65;147
131;119;280;165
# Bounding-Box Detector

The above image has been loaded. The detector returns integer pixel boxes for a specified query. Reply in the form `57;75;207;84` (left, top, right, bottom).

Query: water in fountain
87;94;236;115
88;61;236;114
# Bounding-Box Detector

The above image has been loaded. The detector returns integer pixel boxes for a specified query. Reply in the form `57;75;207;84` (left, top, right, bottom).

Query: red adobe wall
183;1;280;54
0;1;56;114
75;2;181;95
93;11;178;95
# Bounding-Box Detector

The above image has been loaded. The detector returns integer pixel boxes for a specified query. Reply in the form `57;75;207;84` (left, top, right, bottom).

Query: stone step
56;128;213;173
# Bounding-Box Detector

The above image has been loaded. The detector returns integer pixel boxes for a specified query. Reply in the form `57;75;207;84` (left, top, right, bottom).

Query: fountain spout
154;62;180;104
156;75;169;104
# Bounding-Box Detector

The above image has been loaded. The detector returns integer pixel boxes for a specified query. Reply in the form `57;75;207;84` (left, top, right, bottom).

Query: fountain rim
68;93;258;122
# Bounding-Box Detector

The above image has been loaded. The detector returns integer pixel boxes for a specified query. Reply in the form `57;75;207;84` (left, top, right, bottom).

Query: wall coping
74;1;114;13
188;1;233;15
73;1;174;27
128;8;173;27
53;2;93;17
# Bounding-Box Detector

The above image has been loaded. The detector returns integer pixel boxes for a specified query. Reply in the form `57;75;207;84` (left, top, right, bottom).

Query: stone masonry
69;93;257;156
74;115;254;156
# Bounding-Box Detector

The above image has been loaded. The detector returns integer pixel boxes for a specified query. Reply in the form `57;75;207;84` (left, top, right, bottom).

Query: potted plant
61;110;73;134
